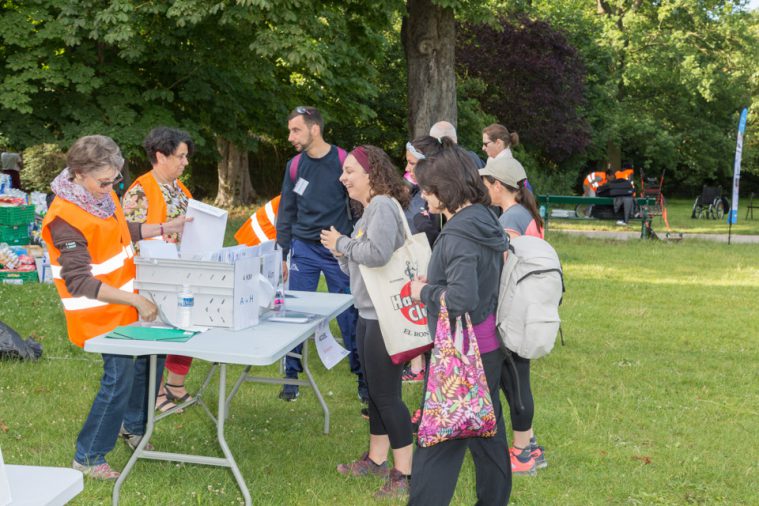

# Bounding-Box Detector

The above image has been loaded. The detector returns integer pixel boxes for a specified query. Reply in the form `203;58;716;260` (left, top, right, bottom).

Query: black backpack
0;321;42;360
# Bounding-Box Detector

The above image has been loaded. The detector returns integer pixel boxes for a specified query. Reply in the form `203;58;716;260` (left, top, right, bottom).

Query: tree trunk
402;0;457;139
214;137;255;207
606;139;621;173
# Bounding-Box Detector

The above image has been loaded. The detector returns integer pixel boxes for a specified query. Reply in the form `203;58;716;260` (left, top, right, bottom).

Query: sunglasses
295;106;312;116
96;173;123;189
482;140;494;148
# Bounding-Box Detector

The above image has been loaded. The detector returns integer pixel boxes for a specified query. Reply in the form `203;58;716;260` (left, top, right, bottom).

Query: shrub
20;144;66;192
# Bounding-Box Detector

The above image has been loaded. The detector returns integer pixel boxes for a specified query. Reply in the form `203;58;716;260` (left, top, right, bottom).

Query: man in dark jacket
276;106;365;403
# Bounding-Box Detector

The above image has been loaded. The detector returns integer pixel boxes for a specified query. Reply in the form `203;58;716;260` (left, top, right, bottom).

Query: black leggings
356;317;413;449
500;351;534;432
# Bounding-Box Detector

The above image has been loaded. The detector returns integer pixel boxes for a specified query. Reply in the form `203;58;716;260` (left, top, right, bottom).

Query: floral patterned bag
417;293;497;448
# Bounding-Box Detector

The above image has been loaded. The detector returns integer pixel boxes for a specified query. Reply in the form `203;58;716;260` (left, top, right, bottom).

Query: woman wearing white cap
479;157;543;239
479;156;547;477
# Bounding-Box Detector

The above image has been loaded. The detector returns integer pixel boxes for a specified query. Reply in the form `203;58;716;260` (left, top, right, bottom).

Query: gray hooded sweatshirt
336;195;406;319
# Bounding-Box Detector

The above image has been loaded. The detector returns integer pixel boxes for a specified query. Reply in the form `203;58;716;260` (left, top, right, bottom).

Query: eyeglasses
482;140;494;148
171;152;190;161
295;106;312;116
96;173;123;189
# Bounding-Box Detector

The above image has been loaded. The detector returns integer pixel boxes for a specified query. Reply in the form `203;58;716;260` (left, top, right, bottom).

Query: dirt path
555;229;759;243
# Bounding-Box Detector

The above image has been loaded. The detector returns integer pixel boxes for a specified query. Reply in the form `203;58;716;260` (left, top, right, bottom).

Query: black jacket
420;203;509;335
275;146;353;257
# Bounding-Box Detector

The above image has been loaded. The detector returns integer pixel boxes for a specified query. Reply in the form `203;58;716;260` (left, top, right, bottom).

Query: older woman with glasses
123;126;195;413
42;135;188;480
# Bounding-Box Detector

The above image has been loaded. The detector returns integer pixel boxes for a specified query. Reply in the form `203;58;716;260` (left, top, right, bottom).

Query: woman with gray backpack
480;155;549;476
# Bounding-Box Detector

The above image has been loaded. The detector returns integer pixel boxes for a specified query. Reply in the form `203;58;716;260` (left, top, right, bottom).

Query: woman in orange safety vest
123;127;195;414
42;135;188;479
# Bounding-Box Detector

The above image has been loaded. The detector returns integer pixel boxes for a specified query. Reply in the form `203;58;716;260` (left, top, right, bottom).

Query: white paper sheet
258;240;276;254
180;199;228;258
314;320;349;370
137;240;179;259
0;448;11;506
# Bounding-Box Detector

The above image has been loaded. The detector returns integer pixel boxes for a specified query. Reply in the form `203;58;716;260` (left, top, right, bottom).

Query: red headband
350;146;371;173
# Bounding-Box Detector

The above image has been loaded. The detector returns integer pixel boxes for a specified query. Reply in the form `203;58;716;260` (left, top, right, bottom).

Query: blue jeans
286;239;365;395
74;354;164;466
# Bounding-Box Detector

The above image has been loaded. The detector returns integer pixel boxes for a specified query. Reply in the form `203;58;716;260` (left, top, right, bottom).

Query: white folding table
83;291;353;506
5;465;83;505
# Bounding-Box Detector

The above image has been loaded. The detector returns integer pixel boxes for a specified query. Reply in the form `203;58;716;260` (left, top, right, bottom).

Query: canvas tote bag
417;293;497;447
358;198;433;364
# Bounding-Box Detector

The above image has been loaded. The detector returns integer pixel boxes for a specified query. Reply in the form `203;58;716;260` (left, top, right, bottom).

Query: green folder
106;325;197;343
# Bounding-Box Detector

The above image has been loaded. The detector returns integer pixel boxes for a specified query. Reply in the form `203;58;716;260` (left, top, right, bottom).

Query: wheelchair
691;185;729;219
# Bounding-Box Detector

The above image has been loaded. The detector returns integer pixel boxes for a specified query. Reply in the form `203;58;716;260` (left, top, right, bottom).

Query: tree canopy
1;0;757;198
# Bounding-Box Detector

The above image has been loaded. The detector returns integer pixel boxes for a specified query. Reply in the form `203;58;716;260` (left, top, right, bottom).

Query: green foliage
518;0;758;189
0;0;401;197
19;144;67;192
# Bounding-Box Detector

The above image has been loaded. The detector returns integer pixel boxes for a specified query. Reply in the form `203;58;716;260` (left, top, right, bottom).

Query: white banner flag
728;108;748;225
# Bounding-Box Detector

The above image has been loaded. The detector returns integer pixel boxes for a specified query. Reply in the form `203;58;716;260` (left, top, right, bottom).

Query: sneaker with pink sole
509;447;537;476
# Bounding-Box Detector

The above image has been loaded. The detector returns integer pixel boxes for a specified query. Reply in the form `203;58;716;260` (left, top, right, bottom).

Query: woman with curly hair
320;145;413;500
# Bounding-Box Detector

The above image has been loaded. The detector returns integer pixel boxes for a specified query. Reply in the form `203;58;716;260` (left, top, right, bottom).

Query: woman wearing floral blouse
123;127;194;413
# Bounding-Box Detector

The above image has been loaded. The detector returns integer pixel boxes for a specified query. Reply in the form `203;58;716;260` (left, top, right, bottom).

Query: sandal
164;382;193;404
155;392;179;413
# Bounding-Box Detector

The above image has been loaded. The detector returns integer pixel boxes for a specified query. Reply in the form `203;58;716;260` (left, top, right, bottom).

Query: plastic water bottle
272;279;285;311
177;284;194;328
539;205;546;218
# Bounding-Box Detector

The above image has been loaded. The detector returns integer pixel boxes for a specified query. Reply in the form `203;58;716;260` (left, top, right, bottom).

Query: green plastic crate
0;224;30;245
0;269;38;284
0;205;35;226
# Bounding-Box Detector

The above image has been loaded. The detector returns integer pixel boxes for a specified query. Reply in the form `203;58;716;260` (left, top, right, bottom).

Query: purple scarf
51;168;116;219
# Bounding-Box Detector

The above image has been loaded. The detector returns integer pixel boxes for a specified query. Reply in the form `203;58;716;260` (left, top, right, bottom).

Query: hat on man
479;156;527;188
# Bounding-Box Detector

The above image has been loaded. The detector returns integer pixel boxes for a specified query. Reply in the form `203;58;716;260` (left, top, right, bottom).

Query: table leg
216;364;252;506
301;338;330;434
112;354;157;506
225;365;253;418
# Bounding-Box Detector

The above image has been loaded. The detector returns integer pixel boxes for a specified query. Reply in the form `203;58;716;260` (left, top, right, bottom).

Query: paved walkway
555;229;759;243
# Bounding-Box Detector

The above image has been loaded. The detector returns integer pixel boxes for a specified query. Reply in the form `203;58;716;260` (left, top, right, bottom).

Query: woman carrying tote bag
409;140;512;506
320;145;414;500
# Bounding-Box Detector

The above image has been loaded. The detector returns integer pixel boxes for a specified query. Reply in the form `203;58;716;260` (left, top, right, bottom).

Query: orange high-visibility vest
583;171;607;191
234;196;281;246
615;169;635;181
41;194;137;348
127;172;192;240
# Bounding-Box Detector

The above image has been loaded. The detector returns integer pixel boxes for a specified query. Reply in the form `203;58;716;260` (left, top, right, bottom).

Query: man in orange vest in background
234;195;280;246
615;161;635;183
582;167;607;197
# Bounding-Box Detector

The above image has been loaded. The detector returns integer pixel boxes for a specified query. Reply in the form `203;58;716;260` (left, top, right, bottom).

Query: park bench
537;195;658;239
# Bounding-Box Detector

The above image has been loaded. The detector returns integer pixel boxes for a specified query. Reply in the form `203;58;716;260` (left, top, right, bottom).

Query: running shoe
510;447;537;476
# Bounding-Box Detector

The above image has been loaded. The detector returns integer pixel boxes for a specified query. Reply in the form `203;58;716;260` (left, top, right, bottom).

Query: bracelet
160;223;164;236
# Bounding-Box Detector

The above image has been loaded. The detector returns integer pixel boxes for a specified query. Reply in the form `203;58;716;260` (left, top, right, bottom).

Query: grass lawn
1;217;758;504
548;197;759;236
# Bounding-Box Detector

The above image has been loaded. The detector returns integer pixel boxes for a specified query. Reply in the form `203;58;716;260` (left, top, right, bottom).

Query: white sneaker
616;220;628;226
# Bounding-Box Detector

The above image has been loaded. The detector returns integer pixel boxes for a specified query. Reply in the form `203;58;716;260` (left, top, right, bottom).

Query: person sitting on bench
596;174;635;225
